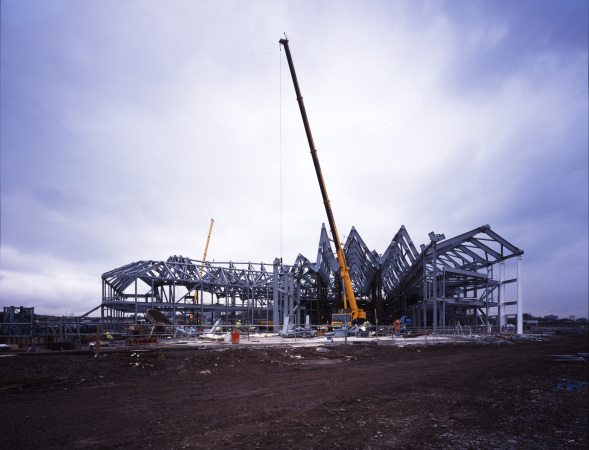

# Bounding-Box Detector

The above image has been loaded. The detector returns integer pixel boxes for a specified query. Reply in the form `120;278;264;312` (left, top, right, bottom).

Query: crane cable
279;42;283;262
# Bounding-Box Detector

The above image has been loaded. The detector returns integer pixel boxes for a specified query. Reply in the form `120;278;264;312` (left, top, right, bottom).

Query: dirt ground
0;335;587;449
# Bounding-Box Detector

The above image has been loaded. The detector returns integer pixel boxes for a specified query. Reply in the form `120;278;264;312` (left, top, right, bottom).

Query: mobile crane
200;218;214;275
279;37;366;327
193;219;214;304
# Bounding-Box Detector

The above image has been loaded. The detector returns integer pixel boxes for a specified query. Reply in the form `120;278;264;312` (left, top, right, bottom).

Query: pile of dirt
0;336;587;449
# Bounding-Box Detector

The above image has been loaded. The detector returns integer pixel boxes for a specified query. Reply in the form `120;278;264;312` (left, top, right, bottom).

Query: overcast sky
1;0;587;319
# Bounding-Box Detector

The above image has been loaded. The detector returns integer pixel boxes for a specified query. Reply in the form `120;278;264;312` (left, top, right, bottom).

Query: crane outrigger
279;37;366;326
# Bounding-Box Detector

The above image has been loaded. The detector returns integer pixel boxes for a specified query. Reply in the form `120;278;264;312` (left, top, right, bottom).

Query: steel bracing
398;225;524;330
100;224;523;331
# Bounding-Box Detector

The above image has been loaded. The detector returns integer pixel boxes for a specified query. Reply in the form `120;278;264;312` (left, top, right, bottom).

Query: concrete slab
143;333;492;350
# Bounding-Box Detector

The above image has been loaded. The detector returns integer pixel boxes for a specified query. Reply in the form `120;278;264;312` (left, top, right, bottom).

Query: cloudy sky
1;0;587;319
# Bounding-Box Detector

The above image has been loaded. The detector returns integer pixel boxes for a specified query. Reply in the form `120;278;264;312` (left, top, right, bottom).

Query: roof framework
403;225;523;297
100;224;523;329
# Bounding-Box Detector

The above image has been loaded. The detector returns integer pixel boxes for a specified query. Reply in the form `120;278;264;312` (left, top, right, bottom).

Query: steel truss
100;224;523;331
397;225;524;331
2;306;35;336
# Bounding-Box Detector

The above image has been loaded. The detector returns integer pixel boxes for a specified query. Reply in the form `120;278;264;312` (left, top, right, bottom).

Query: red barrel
231;332;240;344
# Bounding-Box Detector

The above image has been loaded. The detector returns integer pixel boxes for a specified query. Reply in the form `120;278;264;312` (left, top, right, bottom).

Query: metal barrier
1;317;556;351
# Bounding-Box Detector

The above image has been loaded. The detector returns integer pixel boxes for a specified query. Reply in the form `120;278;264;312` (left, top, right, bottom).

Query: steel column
517;257;523;335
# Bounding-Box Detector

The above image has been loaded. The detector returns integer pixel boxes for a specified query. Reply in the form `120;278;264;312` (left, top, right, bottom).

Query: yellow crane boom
201;218;214;274
194;219;214;304
279;37;365;325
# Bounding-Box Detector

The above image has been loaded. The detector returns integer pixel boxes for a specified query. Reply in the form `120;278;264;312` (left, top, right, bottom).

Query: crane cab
332;311;352;327
331;309;367;327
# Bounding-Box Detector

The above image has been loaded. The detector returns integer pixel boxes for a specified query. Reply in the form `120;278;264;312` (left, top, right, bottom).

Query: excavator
279;37;366;327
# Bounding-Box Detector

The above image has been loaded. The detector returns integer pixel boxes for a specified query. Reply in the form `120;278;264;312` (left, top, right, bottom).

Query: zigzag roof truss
315;224;336;284
101;225;522;308
343;227;379;296
380;226;419;295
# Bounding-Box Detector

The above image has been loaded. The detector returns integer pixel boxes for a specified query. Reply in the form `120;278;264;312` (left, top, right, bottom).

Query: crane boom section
194;218;214;305
201;218;215;270
279;38;361;317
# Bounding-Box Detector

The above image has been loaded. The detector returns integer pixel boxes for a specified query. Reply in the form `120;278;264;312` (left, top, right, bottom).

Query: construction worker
394;319;401;336
360;322;368;337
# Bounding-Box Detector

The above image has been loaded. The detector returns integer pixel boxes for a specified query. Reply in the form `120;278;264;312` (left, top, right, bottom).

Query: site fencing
1;316;524;352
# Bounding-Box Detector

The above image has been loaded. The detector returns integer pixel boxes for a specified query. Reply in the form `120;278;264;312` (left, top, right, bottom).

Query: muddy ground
0;335;587;449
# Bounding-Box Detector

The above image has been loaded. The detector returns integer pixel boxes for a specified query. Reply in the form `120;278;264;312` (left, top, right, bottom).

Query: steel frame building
99;224;523;332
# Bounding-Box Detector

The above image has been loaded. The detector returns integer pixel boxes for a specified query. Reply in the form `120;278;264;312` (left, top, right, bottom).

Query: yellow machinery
201;218;214;275
279;37;366;326
193;218;214;307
